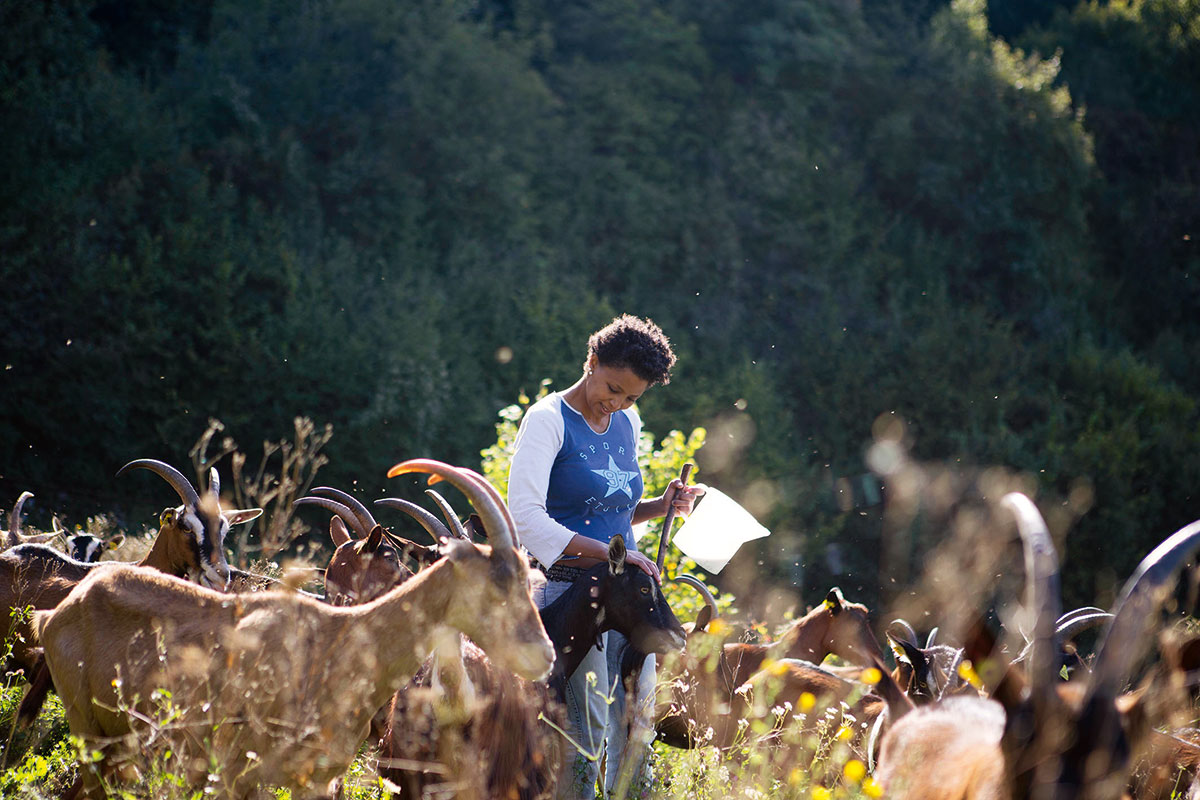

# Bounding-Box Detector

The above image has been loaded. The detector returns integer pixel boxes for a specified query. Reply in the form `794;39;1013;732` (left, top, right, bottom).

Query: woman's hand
664;479;706;517
625;549;662;583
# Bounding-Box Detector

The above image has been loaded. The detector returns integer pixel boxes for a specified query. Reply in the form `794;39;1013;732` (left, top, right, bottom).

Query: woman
508;314;703;798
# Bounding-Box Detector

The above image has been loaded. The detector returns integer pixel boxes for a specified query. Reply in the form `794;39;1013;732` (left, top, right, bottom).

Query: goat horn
887;619;921;648
117;459;201;509
457;467;522;548
386;460;516;554
1001;492;1062;693
925;626;940;648
429;465;523;549
8;491;33;537
1056;606;1108;627
209;467;220;499
293;497;368;538
1055;610;1113;641
672;574;718;615
423;489;470;541
374;497;456;542
1087;517;1200;703
311;487;379;535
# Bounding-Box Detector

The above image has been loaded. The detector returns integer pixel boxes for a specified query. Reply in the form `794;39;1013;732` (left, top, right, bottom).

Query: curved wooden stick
655;463;694;572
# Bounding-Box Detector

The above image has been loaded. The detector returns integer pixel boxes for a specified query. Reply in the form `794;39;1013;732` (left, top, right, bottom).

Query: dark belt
532;559;589;583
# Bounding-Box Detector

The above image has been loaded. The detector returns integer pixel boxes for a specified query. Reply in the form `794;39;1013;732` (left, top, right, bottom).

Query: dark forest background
1;0;1197;612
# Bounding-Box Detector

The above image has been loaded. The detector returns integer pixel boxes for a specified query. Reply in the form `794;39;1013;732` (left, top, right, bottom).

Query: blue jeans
534;579;658;799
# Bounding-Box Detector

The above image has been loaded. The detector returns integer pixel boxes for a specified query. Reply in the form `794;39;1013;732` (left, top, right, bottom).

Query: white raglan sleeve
507;399;579;568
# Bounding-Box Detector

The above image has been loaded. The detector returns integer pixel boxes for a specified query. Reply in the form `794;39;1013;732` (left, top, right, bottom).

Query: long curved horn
1001;492;1062;693
414;464;522;548
117;459;201;509
310;487;378;535
293;497;368;538
1087;518;1200;703
1056;606;1108;628
423;490;470;541
1055;611;1113;642
672;574;718;617
386;460;515;554
374;497;456;542
1013;607;1115;667
457;467;523;548
888;619;921;649
8;491;33;537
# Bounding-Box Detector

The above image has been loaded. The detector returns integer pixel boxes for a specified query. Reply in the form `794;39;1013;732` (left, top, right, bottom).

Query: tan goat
35;459;554;799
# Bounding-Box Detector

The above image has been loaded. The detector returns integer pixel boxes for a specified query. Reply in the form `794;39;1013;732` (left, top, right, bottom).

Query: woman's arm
507;400;580;568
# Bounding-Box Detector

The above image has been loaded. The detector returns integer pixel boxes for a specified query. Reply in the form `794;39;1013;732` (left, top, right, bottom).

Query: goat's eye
640;586;650;595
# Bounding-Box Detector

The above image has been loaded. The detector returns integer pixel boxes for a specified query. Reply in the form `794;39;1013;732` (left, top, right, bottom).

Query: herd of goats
1;457;1200;800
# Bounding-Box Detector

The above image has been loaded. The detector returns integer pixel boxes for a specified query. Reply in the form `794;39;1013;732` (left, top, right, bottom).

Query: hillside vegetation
1;0;1198;611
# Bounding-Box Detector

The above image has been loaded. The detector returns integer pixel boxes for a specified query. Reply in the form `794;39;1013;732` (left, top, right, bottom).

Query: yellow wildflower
958;659;984;689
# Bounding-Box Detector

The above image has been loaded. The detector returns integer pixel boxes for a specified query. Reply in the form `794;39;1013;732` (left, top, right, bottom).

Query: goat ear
694;605;714;632
463;514;485;541
824;587;844;614
608;534;627;575
365;525;385;552
895;638;925;668
223;508;264;526
106;533;125;551
329;517;351;548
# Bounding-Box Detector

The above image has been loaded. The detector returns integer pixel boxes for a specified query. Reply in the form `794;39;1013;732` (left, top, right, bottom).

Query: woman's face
586;357;651;418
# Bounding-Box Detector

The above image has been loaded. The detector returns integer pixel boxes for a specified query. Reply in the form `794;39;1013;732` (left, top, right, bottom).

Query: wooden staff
655;463;694;572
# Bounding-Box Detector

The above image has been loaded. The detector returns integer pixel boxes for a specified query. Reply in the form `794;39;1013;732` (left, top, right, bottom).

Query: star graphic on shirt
592;455;637;499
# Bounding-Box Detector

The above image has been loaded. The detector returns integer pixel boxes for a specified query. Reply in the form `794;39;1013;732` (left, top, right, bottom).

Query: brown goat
294;493;416;606
1;460;260;676
653;586;891;749
876;493;1200;800
34;459;554;799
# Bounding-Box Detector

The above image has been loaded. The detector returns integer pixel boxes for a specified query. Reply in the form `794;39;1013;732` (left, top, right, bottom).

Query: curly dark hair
585;314;676;386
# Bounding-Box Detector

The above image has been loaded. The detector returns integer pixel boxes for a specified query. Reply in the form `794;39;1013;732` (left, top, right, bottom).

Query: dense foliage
1;0;1197;611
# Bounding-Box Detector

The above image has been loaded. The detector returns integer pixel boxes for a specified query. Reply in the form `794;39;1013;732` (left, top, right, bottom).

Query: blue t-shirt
545;400;644;545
